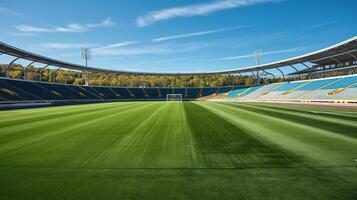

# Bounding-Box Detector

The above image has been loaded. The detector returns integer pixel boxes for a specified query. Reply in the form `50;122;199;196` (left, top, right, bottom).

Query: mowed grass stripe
224;102;357;143
238;103;357;138
0;102;147;147
229;103;357;138
196;102;357;166
184;102;302;168
84;102;200;168
0;102;125;126
256;103;357;117
0;103;129;139
0;102;160;166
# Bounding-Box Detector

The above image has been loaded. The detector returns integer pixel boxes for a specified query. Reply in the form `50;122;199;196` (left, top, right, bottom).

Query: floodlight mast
81;48;91;86
255;50;262;85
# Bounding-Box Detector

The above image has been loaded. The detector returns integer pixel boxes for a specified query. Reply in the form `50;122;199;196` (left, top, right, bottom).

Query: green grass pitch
0;101;356;200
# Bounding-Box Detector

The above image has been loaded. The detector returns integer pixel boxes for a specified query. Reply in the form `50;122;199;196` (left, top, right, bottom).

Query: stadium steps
77;86;100;99
142;88;149;98
260;83;284;97
64;85;90;99
0;88;24;100
281;81;311;95
184;88;189;97
86;87;105;99
224;87;235;97
1;88;18;96
35;82;67;98
298;78;341;99
198;88;203;97
157;88;163;97
0;79;43;100
237;87;252;97
92;88;106;98
108;87;120;97
327;82;357;96
32;82;61;97
213;87;220;97
126;88;136;98
50;90;62;96
80;86;103;99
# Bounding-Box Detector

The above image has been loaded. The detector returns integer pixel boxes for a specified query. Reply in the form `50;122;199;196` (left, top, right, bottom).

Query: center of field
0;101;356;199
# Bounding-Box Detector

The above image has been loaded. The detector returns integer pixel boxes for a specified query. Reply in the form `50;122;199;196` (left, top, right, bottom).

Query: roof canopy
1;36;356;76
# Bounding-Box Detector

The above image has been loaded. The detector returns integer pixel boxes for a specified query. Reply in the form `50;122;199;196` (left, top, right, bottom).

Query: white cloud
37;42;97;49
306;21;336;31
93;46;172;56
0;6;24;17
136;0;279;27
15;25;53;33
15;17;114;33
93;43;207;56
54;24;87;32
93;41;140;51
215;46;306;60
155;56;196;64
152;26;250;42
87;17;114;28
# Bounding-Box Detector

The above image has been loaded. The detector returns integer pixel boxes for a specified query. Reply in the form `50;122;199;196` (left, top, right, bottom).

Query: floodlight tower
255;50;262;85
81;48;91;86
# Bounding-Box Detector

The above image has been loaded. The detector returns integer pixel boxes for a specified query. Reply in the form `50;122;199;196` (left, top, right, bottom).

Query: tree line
0;64;282;87
1;63;354;87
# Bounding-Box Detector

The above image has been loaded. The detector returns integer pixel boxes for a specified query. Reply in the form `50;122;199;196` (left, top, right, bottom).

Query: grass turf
0;101;356;200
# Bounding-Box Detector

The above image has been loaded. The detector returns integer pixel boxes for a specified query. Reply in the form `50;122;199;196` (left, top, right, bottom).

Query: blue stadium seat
187;88;200;98
174;88;186;96
274;82;307;91
128;88;146;98
159;88;173;96
322;76;357;89
202;87;217;97
296;78;338;91
228;88;246;98
241;86;261;96
145;88;160;98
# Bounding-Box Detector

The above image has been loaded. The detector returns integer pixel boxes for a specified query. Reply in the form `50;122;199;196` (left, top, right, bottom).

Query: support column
276;67;285;79
289;65;299;72
301;62;311;69
24;61;36;80
251;71;256;78
263;70;275;79
5;57;21;77
39;64;50;82
84;71;89;86
238;72;242;78
53;67;62;83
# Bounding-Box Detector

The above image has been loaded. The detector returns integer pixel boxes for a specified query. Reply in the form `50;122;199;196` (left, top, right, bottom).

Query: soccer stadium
0;0;356;200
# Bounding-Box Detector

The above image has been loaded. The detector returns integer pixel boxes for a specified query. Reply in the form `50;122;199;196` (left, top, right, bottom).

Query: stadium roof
1;36;356;76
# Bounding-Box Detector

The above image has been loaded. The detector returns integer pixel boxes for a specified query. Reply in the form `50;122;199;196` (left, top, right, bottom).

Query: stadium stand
0;77;234;103
235;75;357;103
0;75;356;107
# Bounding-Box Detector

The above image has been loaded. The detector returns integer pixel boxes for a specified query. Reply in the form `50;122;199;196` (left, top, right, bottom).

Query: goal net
166;94;183;102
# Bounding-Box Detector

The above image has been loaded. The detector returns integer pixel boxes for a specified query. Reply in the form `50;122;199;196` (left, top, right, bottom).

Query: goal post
166;94;183;102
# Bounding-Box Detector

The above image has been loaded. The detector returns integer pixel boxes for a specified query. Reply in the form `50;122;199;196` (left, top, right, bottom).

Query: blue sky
0;0;356;73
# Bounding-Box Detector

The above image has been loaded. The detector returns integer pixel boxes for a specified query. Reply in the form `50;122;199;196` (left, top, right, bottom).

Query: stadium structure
0;36;356;107
0;36;356;200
